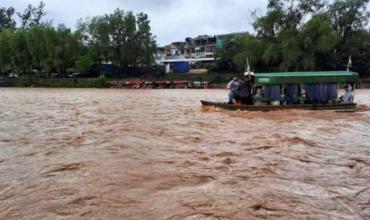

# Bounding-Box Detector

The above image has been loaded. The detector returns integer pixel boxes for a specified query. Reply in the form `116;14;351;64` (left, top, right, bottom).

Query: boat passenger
227;76;240;104
254;87;264;106
339;84;354;104
245;70;255;81
235;77;253;105
245;69;255;90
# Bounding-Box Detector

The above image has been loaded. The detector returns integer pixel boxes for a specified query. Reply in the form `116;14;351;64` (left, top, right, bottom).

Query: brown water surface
0;88;370;220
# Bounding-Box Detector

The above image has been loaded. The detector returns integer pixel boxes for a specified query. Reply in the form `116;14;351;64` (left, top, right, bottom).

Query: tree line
214;0;370;77
0;2;156;78
1;0;370;79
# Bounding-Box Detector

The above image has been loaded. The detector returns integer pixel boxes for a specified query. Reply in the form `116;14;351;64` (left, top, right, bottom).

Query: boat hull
201;100;357;112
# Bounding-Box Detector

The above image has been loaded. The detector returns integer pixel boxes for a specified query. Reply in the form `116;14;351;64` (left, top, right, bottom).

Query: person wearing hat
339;84;354;104
244;58;255;81
244;69;255;79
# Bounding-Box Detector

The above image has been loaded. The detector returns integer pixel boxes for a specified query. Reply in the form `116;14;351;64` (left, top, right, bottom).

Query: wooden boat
202;71;360;112
201;100;357;112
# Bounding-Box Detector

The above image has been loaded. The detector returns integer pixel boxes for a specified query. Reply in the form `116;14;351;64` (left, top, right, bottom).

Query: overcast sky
2;0;268;45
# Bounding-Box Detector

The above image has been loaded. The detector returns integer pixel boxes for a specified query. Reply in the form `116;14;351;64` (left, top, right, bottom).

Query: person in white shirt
339;84;354;104
227;76;240;104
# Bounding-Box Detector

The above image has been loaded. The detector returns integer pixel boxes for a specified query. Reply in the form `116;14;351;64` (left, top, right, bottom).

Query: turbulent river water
0;88;370;220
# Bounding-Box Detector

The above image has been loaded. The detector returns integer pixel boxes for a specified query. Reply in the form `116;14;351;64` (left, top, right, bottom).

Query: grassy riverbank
1;73;236;88
142;73;235;84
2;74;370;88
4;75;108;88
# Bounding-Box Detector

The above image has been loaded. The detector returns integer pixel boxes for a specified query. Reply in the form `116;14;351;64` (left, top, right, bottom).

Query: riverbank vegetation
0;0;370;88
212;0;370;77
6;75;108;88
0;1;156;82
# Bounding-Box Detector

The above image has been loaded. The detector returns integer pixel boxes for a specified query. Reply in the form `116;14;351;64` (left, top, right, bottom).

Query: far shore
1;75;370;89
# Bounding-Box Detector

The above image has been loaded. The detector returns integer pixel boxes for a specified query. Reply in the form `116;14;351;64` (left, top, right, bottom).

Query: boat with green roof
201;71;359;112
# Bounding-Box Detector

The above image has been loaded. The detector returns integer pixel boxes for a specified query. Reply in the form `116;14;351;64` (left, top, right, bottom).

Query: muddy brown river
0;88;369;220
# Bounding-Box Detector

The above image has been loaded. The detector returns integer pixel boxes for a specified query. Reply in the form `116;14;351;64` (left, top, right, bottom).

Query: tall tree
55;25;80;73
232;36;264;72
136;13;156;66
328;0;370;70
214;39;239;72
108;9;137;68
27;26;48;70
79;9;157;75
329;0;370;40
17;1;47;29
300;14;339;70
86;16;112;64
0;7;16;30
9;30;33;75
214;0;370;76
33;1;47;26
0;29;14;77
254;0;326;38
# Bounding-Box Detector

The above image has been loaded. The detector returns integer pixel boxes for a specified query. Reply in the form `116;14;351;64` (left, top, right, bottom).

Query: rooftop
255;71;360;85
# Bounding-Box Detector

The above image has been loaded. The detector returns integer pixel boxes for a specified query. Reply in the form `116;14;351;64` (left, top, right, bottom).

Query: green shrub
5;76;108;88
92;75;108;88
206;63;219;73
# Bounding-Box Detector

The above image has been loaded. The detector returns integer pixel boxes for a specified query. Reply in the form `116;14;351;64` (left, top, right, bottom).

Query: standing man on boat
235;75;253;105
245;58;255;82
227;76;239;104
235;59;255;104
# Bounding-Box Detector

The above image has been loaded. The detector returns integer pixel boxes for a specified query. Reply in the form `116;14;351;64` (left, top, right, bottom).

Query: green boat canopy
254;71;359;85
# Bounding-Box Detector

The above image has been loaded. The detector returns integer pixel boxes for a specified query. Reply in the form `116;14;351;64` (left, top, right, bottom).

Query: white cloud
2;0;268;45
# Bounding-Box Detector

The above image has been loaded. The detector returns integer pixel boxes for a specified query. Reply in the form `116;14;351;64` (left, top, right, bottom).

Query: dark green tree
232;36;264;72
17;1;47;29
0;7;16;30
27;26;48;70
329;0;370;40
136;13;157;66
300;14;339;70
214;39;240;72
0;29;14;78
9;30;33;75
79;9;157;75
329;0;370;72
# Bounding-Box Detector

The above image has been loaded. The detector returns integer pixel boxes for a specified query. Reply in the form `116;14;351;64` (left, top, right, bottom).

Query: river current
0;88;370;220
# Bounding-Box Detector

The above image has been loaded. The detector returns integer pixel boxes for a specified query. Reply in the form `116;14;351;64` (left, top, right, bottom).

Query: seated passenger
339;84;354;104
254;87;264;106
227;76;239;104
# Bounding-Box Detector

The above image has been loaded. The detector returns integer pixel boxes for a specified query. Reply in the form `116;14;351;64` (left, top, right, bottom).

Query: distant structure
155;32;250;72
